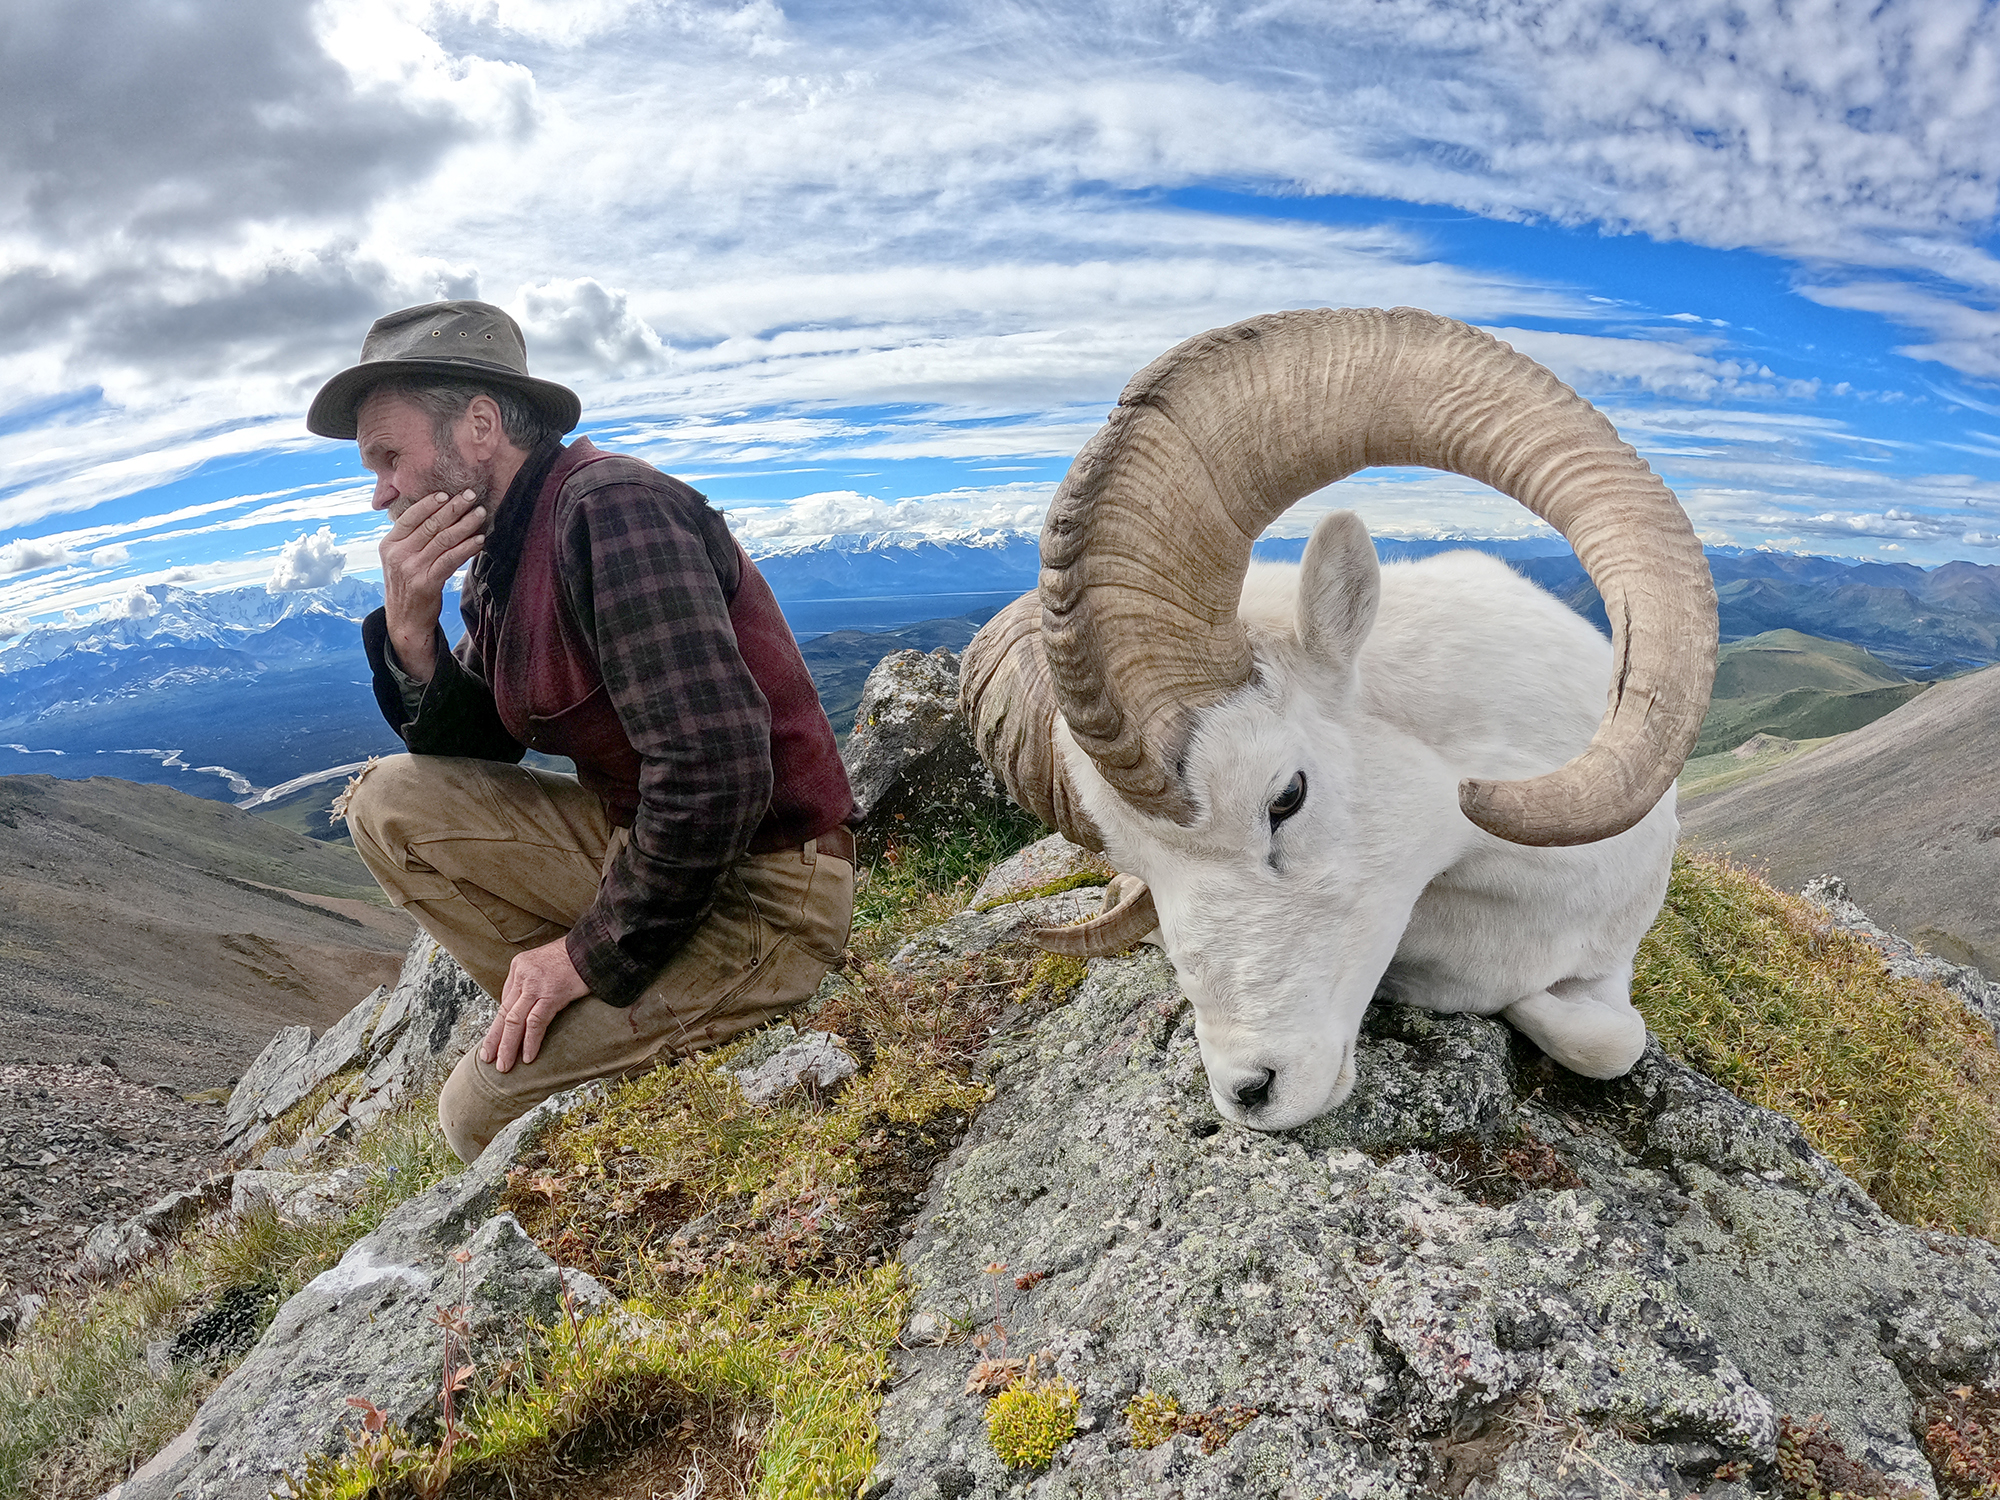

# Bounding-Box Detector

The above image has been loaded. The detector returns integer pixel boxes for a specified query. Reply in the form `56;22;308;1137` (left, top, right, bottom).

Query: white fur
1065;512;1674;1131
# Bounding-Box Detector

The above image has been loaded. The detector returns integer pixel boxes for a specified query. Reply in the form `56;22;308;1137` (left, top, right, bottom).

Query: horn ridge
1030;305;1717;845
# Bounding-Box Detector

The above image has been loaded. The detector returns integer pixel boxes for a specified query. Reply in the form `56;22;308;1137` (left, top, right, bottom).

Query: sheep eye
1268;771;1306;826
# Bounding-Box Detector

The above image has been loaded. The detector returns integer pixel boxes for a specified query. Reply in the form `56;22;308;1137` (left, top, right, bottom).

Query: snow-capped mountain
742;529;1042;599
3;534;1994;807
0;578;386;673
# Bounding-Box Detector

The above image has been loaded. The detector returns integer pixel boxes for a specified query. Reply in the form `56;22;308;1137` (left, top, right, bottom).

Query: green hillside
1693;630;1930;757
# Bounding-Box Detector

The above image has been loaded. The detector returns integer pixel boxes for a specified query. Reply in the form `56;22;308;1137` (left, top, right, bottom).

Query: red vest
471;440;853;851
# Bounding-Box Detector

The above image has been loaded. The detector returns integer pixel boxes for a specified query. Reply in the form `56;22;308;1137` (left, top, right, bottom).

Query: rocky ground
0;1059;223;1301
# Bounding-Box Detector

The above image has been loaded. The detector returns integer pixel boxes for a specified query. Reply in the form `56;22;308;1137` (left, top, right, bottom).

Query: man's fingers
429;534;484;586
390;491;452;535
518;997;564;1067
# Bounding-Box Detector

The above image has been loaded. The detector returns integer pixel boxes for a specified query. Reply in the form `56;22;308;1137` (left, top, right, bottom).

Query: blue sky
4;0;2000;638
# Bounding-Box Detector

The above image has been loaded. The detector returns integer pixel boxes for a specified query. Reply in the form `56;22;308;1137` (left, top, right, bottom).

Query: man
309;300;856;1162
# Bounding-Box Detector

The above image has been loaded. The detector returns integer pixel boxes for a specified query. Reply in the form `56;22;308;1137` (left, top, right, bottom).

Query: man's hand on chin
484;937;593;1073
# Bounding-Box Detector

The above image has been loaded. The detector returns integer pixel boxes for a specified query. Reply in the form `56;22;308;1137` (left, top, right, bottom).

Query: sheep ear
1297;509;1380;669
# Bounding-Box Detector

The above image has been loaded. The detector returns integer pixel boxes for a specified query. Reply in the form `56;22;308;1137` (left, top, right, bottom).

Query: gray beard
418;435;496;509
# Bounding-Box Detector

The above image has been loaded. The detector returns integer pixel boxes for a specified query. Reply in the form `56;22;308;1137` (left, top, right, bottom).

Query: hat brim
306;357;582;441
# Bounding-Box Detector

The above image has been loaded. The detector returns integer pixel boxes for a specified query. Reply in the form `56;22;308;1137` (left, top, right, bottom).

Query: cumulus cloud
0;616;23;640
1;0;475;240
100;583;160;619
2;538;72;574
518;278;671;377
266;526;347;592
1489;327;1824;402
89;543;129;567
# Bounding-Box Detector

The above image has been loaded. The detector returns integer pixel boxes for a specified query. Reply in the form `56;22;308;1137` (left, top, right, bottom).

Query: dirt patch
0;1058;224;1298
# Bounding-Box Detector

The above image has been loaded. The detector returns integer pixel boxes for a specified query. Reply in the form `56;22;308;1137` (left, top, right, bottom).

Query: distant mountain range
3;531;1996;806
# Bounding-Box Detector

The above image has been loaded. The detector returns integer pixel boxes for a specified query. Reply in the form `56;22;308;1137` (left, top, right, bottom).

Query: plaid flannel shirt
363;440;782;1004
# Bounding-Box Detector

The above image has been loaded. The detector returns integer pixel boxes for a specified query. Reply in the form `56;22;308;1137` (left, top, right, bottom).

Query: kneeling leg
1500;971;1646;1079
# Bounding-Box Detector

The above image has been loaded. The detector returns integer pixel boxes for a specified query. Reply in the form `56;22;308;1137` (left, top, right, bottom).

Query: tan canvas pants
344;755;854;1162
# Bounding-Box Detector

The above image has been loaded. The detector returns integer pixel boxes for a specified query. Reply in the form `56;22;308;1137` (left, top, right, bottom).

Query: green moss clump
1126;1390;1182;1450
1015;952;1088;1004
1634;850;2000;1238
986;1377;1080;1469
972;869;1110;912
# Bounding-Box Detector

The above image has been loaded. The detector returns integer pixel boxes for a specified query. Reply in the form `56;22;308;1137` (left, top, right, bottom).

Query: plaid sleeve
555;477;773;1004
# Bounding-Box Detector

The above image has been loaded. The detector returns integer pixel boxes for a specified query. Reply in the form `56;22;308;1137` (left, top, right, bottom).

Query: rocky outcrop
1803;874;2000;1040
968;834;1114;911
222;935;493;1166
79;1179;234;1280
842;647;1012;855
73;936;490;1289
107;1088;610;1500
868;914;2000;1498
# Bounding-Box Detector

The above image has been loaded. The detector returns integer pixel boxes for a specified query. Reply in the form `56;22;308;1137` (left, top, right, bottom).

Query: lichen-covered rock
220;1026;313;1153
868;943;2000;1499
843;647;1011;856
728;1028;860;1105
107;1088;610;1500
230;1167;365;1225
79;1178;234;1279
228;936;495;1167
889;889;1107;973
969;834;1114;911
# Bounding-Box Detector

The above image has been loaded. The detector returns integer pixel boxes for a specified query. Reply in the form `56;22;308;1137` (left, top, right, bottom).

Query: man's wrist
386;628;437;683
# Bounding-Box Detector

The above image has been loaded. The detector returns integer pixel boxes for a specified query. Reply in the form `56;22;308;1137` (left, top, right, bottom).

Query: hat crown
358;300;530;377
306;298;581;440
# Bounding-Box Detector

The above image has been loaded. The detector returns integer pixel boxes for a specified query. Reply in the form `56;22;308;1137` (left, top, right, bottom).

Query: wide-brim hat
307;299;581;440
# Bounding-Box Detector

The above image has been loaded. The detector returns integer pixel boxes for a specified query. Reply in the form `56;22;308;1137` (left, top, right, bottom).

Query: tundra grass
0;1096;458;1500
848;802;1045;957
1635;849;2000;1238
269;818;1056;1499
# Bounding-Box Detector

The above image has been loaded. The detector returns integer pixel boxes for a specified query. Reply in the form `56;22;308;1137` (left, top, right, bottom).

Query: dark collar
470;438;565;614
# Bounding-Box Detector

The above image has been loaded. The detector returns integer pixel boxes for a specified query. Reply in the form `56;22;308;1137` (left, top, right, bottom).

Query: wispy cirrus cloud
4;0;2000;622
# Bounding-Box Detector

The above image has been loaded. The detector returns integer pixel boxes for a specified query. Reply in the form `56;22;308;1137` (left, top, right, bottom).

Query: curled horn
958;591;1107;851
1040;306;1717;847
1029;874;1157;958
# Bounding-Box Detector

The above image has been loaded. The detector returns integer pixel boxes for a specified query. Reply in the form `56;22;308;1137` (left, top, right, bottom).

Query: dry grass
0;1096;459;1500
1634;849;2000;1238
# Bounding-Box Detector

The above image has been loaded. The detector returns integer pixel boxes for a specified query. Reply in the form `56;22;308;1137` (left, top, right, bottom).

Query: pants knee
337;754;428;842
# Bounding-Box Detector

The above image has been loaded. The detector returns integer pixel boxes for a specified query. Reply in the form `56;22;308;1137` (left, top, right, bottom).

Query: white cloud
89;543;129;567
267;526;348;592
1486;327;1824;402
100;583;159;619
728;485;1053;541
2;538;73;574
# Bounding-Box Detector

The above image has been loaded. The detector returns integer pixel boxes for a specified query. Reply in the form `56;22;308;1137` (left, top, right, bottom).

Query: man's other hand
381;489;485;681
484;936;591;1073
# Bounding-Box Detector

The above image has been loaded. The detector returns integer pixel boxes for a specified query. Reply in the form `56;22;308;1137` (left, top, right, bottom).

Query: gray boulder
226;936;495;1166
968;834;1114;911
107;1088;610;1500
220;1026;314;1154
728;1027;860;1105
869;943;2000;1498
79;1178;234;1280
842;647;1011;855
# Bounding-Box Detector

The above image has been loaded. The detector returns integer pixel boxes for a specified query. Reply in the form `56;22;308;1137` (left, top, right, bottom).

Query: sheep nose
1234;1069;1275;1112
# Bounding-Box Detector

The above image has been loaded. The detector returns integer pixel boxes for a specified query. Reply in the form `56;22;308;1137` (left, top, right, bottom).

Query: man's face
356;392;492;522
